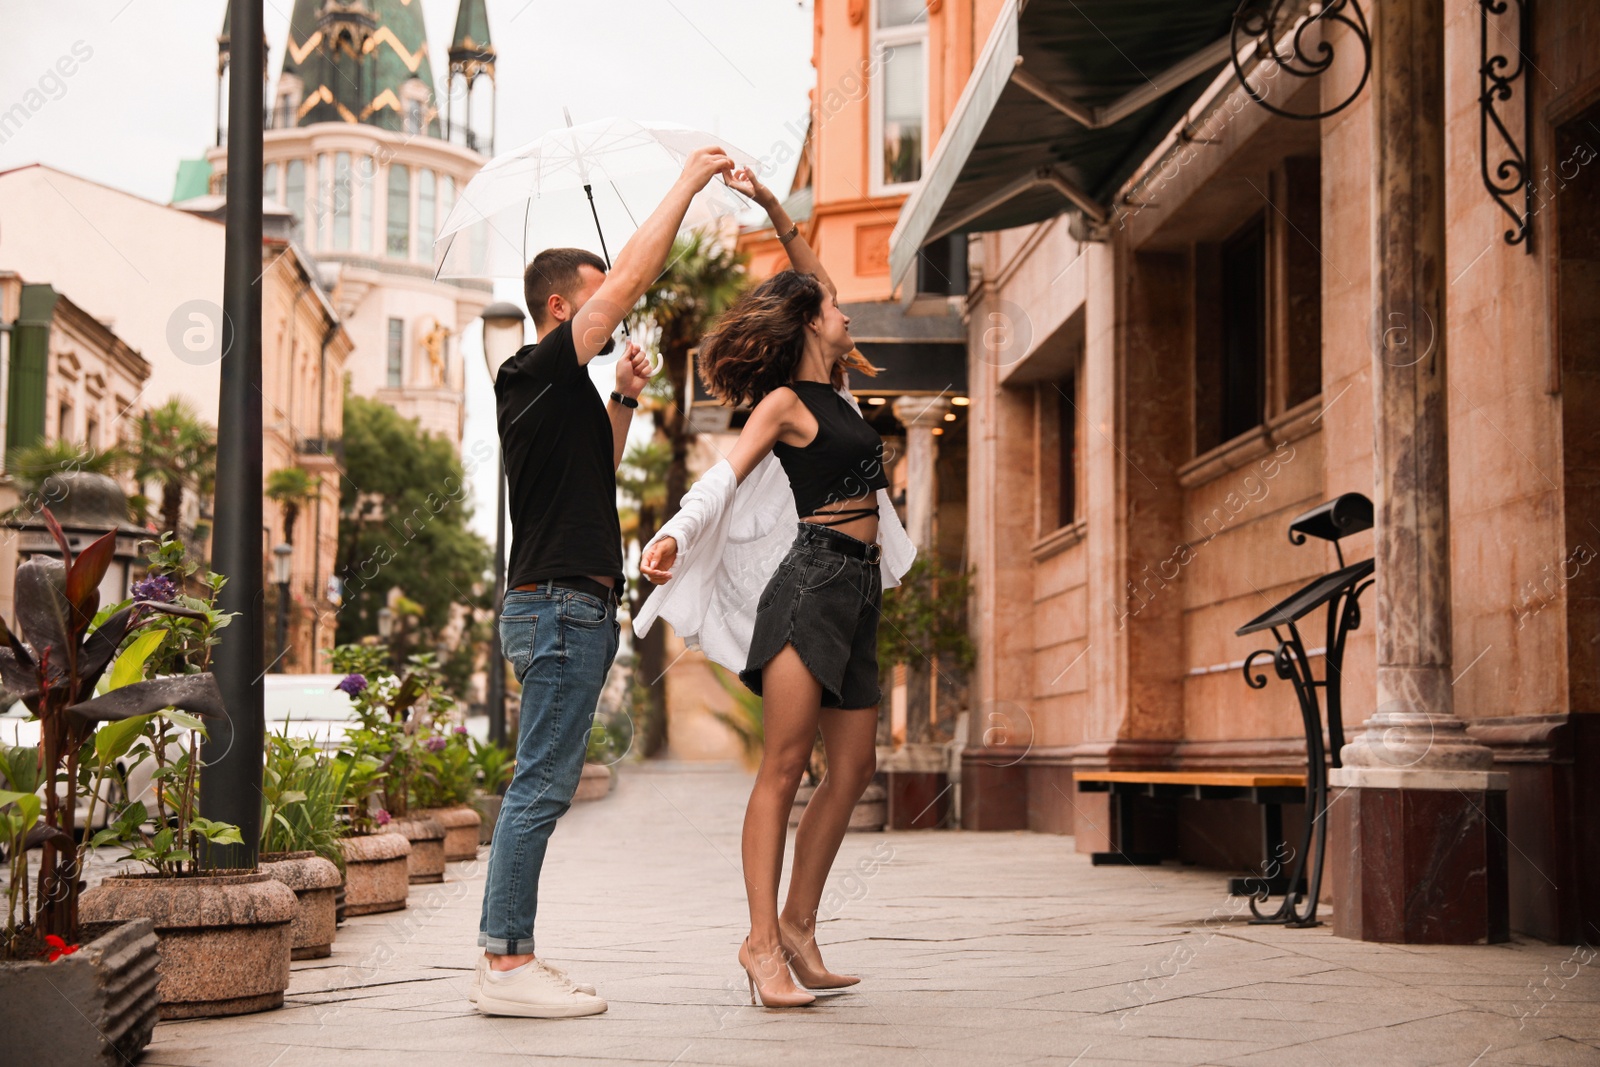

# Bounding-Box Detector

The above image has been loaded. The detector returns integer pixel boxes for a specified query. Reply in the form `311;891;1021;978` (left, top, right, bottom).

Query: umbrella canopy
433;116;762;280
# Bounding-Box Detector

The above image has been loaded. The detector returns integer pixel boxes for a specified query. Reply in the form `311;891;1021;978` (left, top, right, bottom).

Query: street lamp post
272;542;293;672
201;0;265;870
480;302;526;748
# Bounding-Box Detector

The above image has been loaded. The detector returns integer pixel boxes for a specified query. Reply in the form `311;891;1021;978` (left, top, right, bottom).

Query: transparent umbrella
432;114;762;282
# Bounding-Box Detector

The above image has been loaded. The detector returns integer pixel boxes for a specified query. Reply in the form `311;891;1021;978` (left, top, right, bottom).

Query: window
1037;374;1079;534
313;153;330;249
417;169;435;263
359;155;374;253
440;175;455;234
872;0;927;191
285;159;305;243
85;415;99;450
264;162;280;205
386;165;410;258
1192;157;1322;456
57;399;73;442
333;151;352;250
387;318;404;388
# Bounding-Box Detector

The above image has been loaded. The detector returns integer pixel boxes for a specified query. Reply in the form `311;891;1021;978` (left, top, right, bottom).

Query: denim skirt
739;523;884;710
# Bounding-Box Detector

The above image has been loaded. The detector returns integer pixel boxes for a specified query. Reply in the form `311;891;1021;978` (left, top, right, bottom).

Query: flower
374;809;391;826
425;736;448;752
336;673;368;697
453;725;468;737
43;934;78;962
130;573;178;603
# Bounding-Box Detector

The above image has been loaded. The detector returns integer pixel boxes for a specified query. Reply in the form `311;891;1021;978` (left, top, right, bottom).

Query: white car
0;700;151;833
264;673;360;749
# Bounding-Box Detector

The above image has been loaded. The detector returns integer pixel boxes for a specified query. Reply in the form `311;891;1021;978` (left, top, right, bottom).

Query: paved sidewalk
147;763;1599;1067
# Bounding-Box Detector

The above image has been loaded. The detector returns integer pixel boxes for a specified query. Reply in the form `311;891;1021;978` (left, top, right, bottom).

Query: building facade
887;0;1598;943
203;0;496;446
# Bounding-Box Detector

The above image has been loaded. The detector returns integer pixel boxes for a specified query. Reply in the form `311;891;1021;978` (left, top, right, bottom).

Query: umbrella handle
644;349;663;377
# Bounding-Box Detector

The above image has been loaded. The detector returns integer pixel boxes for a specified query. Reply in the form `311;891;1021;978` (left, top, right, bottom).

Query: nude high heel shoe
739;938;816;1008
779;920;860;989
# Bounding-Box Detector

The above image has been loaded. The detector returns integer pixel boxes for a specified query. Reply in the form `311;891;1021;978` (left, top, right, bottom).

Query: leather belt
796;523;882;565
513;576;618;603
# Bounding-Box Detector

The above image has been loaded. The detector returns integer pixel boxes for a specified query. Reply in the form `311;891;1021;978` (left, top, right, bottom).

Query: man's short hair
524;248;609;329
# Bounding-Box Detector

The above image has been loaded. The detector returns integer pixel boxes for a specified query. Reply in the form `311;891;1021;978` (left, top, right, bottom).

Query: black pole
203;0;264;870
487;454;507;747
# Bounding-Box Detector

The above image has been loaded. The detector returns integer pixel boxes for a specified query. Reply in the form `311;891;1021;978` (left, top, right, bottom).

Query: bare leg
740;645;821;1003
780;705;878;981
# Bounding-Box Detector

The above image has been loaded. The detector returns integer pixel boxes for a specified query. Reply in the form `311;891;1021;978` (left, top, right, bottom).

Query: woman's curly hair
698;269;876;408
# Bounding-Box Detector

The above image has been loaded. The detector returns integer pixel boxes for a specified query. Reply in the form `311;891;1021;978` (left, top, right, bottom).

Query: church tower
446;0;497;154
205;0;498;448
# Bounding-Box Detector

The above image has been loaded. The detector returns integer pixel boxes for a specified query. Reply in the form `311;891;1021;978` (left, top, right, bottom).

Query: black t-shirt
496;321;624;590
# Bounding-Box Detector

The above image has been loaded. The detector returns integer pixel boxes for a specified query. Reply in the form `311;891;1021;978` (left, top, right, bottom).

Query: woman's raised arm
727;168;837;298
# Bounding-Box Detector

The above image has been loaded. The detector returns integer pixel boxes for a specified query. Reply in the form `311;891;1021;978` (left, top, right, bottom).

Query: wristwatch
610;390;639;409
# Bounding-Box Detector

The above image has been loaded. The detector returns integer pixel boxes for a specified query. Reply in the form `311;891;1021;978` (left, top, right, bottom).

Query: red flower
43;934;79;962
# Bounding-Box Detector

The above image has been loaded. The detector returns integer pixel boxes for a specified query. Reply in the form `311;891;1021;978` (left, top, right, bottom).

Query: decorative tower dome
273;0;442;136
447;0;496;154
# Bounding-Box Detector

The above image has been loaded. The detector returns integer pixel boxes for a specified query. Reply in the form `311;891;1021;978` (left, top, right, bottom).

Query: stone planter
414;805;482;861
474;792;503;845
79;872;296;1020
259;851;342;960
339;832;410;915
574;762;612;802
386;814;447;883
0;918;161;1066
789;781;887;832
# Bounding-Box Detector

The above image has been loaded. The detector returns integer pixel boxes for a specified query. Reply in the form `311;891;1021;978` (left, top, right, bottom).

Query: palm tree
266;465;319;545
634;232;749;523
130;398;216;538
617;439;671;756
7;439;126;499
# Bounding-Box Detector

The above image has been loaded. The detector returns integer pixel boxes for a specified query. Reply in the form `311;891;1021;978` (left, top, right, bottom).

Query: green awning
889;0;1239;288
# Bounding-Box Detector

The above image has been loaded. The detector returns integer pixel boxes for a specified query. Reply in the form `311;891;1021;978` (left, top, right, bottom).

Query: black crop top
772;380;889;520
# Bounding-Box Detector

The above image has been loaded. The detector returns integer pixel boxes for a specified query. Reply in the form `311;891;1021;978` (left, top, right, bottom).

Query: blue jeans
478;583;619;955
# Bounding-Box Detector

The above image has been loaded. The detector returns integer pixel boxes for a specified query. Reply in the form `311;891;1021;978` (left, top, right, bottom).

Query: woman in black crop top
640;168;891;1008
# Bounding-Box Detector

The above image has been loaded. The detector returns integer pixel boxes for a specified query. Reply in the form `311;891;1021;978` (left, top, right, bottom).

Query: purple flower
336;673;368;697
425;736;448;752
374;809;391;826
453;725;468;737
131;574;178;603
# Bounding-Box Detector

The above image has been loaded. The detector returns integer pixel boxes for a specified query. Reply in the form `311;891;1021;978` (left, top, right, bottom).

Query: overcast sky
0;0;815;544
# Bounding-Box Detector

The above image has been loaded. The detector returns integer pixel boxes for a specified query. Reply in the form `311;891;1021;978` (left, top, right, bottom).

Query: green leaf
95;714;154;765
151;826;173;852
165;710;207;733
108;629;168;691
278;790;308;806
190;817;243;845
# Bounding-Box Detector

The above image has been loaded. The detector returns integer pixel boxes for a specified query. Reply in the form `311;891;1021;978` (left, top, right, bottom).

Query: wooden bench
1075;770;1307;898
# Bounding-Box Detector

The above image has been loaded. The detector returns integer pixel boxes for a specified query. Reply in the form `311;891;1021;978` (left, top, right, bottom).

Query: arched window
387;165;410;258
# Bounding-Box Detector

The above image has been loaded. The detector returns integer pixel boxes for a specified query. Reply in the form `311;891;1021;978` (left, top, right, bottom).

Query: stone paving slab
143;763;1600;1067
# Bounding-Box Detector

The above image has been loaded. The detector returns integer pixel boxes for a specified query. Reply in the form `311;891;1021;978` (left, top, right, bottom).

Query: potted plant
330;750;410;916
327;644;448;885
258;731;349;958
877;558;973;829
0;517;227;1058
78;534;297;1020
467;735;513;845
411;725;482;861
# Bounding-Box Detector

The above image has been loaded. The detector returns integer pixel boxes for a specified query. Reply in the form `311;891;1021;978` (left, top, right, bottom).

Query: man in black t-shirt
473;145;737;1019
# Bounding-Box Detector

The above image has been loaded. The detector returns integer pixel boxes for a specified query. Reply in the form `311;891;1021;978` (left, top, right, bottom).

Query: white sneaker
470;955;596;1002
475;958;607;1018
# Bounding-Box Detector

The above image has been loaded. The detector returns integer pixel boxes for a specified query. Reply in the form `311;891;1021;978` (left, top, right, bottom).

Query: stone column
885;394;953;829
1330;0;1508;944
892;395;952;551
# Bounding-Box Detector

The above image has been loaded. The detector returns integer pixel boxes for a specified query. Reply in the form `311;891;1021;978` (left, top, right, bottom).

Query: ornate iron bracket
1230;0;1371;121
1480;0;1533;251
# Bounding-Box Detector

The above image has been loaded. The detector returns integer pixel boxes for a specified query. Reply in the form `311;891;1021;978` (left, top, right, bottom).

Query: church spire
274;0;442;137
447;0;496;154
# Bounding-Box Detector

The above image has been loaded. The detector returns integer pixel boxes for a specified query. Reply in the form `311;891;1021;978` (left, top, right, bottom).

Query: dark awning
889;0;1239;287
